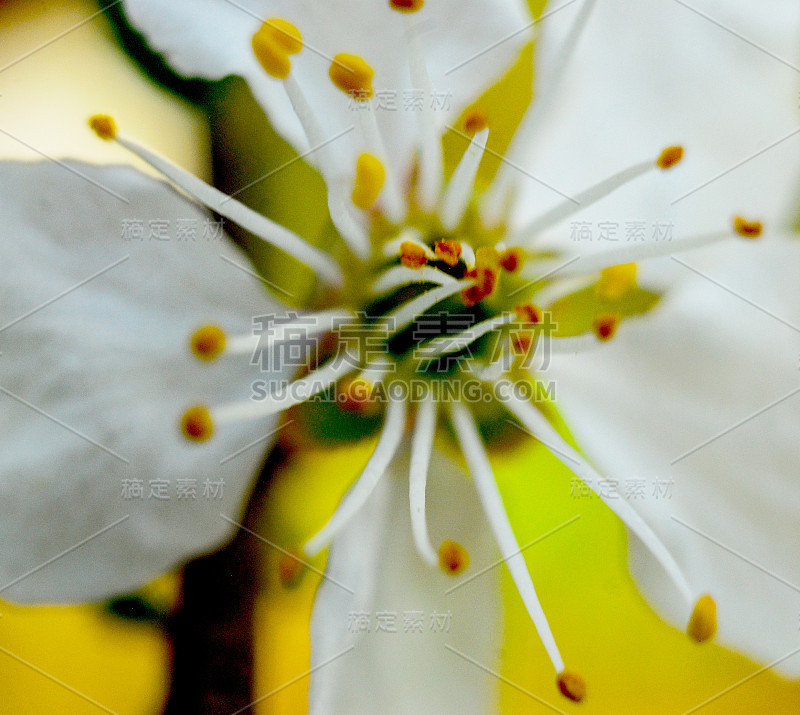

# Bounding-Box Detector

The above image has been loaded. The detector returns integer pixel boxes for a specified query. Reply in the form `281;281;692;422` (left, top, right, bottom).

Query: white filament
115;132;344;286
509;158;655;246
386;280;474;335
530;230;731;281
440;128;489;232
358;102;405;224
408;395;439;567
404;15;444;212
304;396;408;556
481;0;599;227
372;265;458;295
283;74;371;258
502;390;694;605
449;401;565;673
213;356;358;424
422;312;516;358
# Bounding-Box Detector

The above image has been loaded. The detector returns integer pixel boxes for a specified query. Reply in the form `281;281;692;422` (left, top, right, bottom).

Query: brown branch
163;442;292;714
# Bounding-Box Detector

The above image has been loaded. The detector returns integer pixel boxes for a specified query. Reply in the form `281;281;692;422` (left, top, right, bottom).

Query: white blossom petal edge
0;161;288;602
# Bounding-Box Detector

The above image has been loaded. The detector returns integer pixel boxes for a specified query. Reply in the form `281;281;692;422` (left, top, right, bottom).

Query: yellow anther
89;114;116;141
499;247;525;273
190;324;226;361
464;107;489;134
557;670;587;702
656;146;683;169
262;19;303;55
462;247;500;306
592;314;620;341
277;551;306;589
439;540;469;575
514;303;543;325
180;405;214;442
595;263;637;301
400;241;429;269
687;594;717;643
329;54;374;100
734;216;763;239
657;145;684;169
338;377;380;416
351;153;385;210
252;34;290;78
511;332;535;356
252;19;302;79
434;239;462;267
389;0;424;12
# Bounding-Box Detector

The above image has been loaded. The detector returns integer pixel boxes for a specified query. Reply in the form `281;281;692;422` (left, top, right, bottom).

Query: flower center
87;4;767;700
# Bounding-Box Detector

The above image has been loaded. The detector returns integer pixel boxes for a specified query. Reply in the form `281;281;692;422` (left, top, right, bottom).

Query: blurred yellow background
1;1;798;713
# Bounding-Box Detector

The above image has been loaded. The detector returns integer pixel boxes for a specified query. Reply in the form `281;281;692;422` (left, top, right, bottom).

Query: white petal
122;0;530;187
544;237;800;673
0;160;289;603
509;0;800;264
309;449;502;714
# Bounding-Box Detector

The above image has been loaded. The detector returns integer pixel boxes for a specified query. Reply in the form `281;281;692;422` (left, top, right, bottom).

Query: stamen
449;401;565;673
260;19;303;54
329;53;375;99
88;114;116;140
181;405;214;442
511;332;535;359
499;247;525;273
438;539;469;575
356;100;406;223
481;0;599;227
687;594;717;643
371;265;457;295
262;59;372;258
459;241;476;269
595;263;637;301
304;397;408;556
409;394;439;567
463;107;489;134
329;54;406;224
381;228;428;258
461;246;500;306
734;216;763;239
214;356;359;424
657;145;684;169
190;324;226;361
387;279;474;335
338;376;380;416
252;19;303;79
228;310;353;357
514;303;543;325
506;332;603;373
422;312;515;358
93;120;344;286
278;551;306;589
434;240;462;267
510;146;684;246
351;153;386;210
400;240;429;268
557;670;587;703
480;342;513;382
592;314;620;341
389;0;424;12
501;393;695;607
440;127;489;232
526;227;735;282
402;11;443;211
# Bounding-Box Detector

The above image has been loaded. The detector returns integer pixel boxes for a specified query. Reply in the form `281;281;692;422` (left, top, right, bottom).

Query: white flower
1;0;799;710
